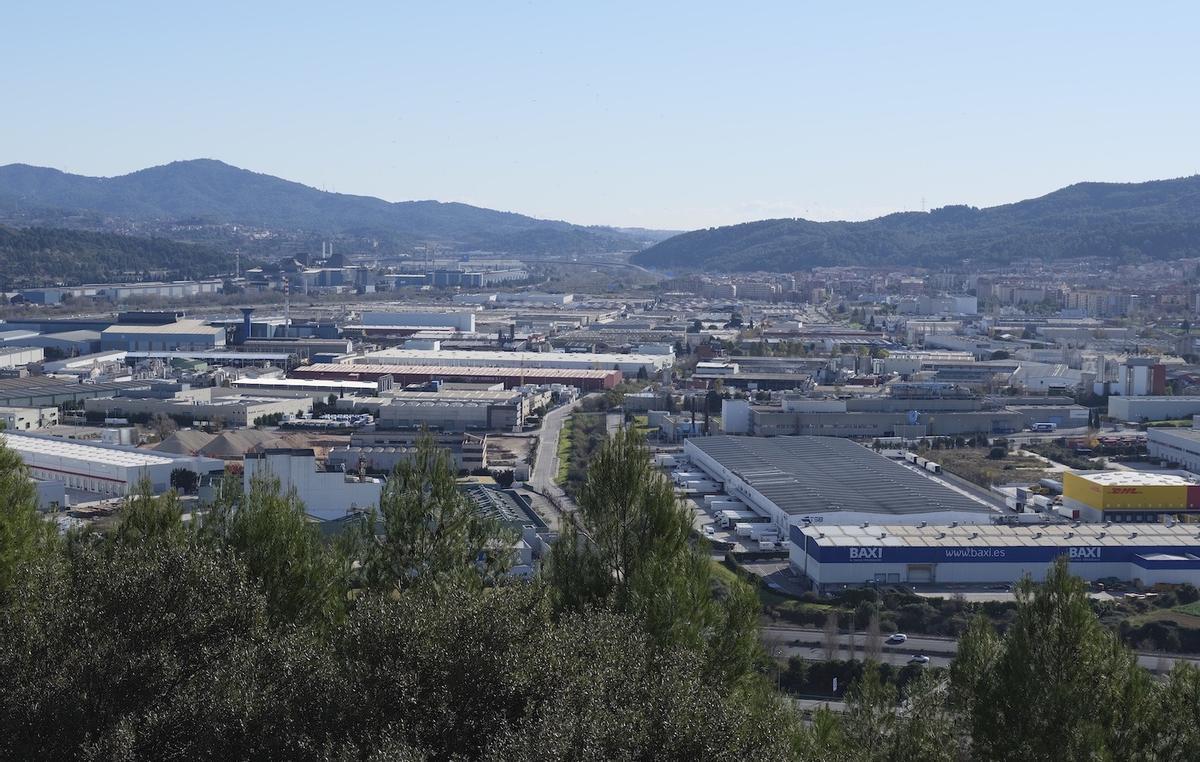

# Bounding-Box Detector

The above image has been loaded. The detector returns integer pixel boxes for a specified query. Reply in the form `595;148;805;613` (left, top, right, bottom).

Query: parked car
886;633;908;645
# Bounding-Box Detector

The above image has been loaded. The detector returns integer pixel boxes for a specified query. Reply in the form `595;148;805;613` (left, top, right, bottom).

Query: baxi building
791;521;1200;591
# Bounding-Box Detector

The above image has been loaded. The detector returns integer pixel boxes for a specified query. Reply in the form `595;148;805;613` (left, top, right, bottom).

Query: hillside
633;175;1200;271
0;226;230;288
0;160;648;256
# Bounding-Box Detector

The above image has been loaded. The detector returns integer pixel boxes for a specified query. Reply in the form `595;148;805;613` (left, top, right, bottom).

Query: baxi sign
848;547;883;561
1068;546;1102;560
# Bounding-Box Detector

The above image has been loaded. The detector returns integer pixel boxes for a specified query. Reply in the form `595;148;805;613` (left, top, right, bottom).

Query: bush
987;447;1007;460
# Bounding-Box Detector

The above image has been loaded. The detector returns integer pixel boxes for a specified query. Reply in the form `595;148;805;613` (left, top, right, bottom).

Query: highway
760;624;1200;674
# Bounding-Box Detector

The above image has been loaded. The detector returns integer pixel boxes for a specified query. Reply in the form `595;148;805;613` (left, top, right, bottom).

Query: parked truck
717;509;770;529
924;461;942;474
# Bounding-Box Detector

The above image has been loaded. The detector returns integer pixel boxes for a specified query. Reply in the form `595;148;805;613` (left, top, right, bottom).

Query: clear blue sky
3;1;1198;230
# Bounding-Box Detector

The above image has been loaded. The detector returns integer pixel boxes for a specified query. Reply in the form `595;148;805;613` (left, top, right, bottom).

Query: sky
3;2;1199;230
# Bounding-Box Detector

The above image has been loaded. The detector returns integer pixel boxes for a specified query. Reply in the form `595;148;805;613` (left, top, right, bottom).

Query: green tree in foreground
358;434;511;594
548;426;763;685
0;443;54;596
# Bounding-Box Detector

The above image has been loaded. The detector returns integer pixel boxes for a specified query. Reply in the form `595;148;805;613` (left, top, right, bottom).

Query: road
526;395;591;516
760;624;1200;674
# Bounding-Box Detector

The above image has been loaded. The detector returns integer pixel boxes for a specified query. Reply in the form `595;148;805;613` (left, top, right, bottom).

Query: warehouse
100;319;226;352
292;362;620;391
328;432;487;474
1061;470;1200;523
355;310;477;332
1108;396;1200;423
0;377;148;407
0;346;44;368
683;435;997;534
353;348;672;376
792;521;1200;590
1147;428;1200;475
2;432;222;497
84;389;313;427
243;448;383;521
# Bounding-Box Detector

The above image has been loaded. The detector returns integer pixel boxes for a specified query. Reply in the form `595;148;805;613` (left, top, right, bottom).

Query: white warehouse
243;448;383;522
354;348;673;376
2;432;223;497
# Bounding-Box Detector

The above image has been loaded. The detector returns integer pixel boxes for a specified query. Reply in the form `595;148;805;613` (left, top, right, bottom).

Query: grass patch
1127;607;1200;628
933;447;1053;488
555;416;574;485
1174;601;1200;619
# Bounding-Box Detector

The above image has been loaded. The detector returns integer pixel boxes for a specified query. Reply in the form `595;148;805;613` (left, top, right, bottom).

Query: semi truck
717;509;770;529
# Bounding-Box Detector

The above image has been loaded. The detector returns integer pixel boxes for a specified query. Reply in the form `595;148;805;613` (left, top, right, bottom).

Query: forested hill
633;175;1200;271
0;160;651;255
0;226;230;288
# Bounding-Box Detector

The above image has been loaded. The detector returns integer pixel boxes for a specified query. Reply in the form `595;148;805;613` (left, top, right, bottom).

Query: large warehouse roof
688;435;994;517
2;432;176;467
1071;471;1197;488
294;363;618;381
355;348;668;367
798;521;1200;549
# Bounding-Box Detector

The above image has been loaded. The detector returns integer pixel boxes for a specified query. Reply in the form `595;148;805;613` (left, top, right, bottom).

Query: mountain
633;176;1200;272
0;226;229;288
0;159;647;256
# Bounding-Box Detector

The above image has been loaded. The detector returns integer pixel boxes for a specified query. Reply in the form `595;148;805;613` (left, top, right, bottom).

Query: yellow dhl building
1062;471;1200;511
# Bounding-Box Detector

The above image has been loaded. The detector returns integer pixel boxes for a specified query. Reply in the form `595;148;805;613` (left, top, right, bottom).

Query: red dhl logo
1109;487;1142;494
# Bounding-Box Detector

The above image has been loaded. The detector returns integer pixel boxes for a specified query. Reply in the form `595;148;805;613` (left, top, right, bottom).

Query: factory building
363;388;549;431
1108;396;1200;423
792;522;1200;591
1147;428;1200;475
0;346;44;368
327;432;487;474
683;435;997;535
2;432;222;497
354;347;672;376
0;406;59;431
1061;471;1200;523
243;448;383;522
355;310;477;333
292;362;621;391
100;319;226;352
84;388;313;427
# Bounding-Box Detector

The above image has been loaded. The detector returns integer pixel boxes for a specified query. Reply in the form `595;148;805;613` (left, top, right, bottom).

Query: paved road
527;396;593;516
760;624;1200;674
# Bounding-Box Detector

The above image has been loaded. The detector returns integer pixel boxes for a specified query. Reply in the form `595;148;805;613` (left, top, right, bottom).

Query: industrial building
0;406;59;431
2;432;222;497
243;448;383;522
327;432;487;474
292;362;621;391
354;348;672;376
1108;396;1200;423
342;387;550;431
0;377;149;407
100;319;226;352
84;388;313;427
792;522;1200;590
0;346;44;368
354;310;477;333
230;376;382;398
1061;471;1200;523
683;435;997;534
16;280;221;305
1148;428;1200;475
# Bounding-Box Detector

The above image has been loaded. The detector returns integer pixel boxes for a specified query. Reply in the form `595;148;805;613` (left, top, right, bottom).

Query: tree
954;557;1158;761
169;467;199;494
0;441;55;595
359;435;510;594
548;427;763;685
203;473;351;629
865;611;883;663
823;610;840;662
